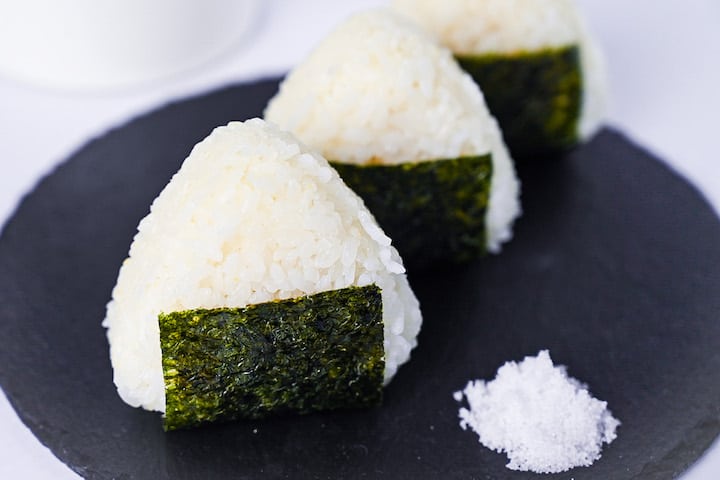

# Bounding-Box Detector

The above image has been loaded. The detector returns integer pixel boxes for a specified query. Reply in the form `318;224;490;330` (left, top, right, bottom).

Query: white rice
264;9;520;254
103;118;423;412
392;0;607;140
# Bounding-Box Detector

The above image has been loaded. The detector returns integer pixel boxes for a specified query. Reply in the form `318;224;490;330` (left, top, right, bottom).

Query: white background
0;1;718;478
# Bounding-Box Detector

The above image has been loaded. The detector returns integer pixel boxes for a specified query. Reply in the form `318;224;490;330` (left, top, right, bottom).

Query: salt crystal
454;350;620;474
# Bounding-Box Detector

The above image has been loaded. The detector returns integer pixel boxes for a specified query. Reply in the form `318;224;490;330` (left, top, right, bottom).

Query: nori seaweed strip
332;155;492;268
160;285;384;430
457;45;582;157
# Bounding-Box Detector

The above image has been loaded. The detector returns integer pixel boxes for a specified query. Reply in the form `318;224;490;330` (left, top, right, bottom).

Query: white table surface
1;1;718;478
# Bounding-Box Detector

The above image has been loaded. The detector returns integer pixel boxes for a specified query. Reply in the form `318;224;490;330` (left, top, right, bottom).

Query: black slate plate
1;78;719;480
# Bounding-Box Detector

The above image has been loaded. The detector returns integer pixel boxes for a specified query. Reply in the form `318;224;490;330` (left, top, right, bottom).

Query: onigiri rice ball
103;119;422;428
265;9;521;265
393;0;607;156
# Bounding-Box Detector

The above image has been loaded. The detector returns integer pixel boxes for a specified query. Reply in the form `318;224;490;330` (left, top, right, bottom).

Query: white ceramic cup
0;0;263;90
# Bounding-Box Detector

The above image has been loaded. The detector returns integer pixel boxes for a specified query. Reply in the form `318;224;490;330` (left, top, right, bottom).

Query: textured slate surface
0;78;718;479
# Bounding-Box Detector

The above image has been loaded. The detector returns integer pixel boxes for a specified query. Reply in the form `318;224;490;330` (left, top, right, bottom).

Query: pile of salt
454;350;620;474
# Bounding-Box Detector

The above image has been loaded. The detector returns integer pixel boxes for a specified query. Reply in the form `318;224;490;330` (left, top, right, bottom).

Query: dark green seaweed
457;45;582;157
159;285;384;430
332;155;492;268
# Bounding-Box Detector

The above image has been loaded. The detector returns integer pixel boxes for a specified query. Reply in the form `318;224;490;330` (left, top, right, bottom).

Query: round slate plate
1;78;719;480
